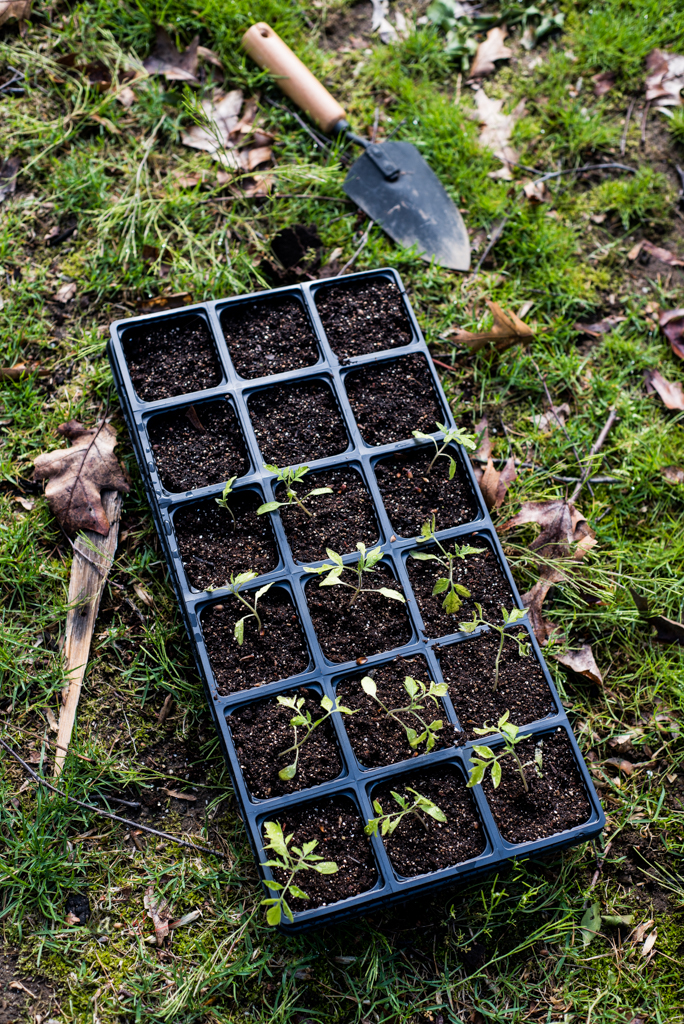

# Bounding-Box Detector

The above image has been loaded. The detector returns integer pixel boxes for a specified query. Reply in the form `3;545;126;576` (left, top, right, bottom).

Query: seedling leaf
361;676;377;697
377;587;406;603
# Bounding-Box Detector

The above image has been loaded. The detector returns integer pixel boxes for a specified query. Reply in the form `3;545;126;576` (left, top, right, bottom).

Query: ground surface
1;0;684;1022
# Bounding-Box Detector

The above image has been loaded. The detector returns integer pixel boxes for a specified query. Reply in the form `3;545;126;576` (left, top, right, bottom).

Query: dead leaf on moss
33;420;130;535
630;588;684;644
143;26;199;82
628;238;684;266
197;45;223;69
478;456;517;511
0;0;31;27
644;369;684;410
470;26;512;78
53;281;77;304
554;645;603;684
0;156;20;204
532;403;571;431
116;85;137;108
574;316;625;337
592;70;615;96
520;577;561;644
144;886;171;946
472;88;526;180
447;300;534;353
523;179;551;202
645;49;684;108
661;465;684;484
659;308;684;359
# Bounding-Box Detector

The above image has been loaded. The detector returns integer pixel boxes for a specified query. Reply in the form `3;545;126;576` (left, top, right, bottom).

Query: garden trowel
242;22;471;271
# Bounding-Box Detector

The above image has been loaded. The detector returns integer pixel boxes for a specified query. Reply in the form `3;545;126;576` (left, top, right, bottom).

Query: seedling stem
360;674;447;752
260;821;338;926
466;711;543;794
410;517;484;615
277;693;356;780
365;788;446;837
258;464;332;518
458;603;530;691
305;543;405;609
227;572;273;645
412;421;476;478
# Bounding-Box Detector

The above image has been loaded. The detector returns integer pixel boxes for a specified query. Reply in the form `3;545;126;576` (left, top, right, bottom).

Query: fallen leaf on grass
133;584;155;608
592;70;615;97
14;496;34;510
447;300;534;353
197;45;223;69
532;403;571;431
52;281;76;304
33;420;130;535
645;49;684;108
162;788;197;802
659;308;684;359
522;179;551;202
8;980;36;998
144;26;199;82
603;757;634;774
554;645;602;685
169;909;202;929
661;465;684;484
580;902;601;947
116;86;137;108
0;155;20;204
182;90;245;169
573;316;625;337
45;707;58;732
478;456;516;510
472;88;526;180
644;369;684;410
0;0;31;27
157;694;174;723
144;886;171;947
0;363;49;381
627;238;684;266
470;26;512;78
630;588;684;644
642;927;657;957
472;415;492;462
239;144;272;172
631;918;654;944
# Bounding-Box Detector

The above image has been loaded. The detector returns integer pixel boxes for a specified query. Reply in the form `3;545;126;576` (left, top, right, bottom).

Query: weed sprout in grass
214;475;237;523
365;788;446;837
226;572;273;645
412;421;476;478
459;603;531;691
466;712;543;794
258;464;332;517
260;820;338;926
410;516;484;614
277;693;356;780
305;542;406;608
360;674;447;752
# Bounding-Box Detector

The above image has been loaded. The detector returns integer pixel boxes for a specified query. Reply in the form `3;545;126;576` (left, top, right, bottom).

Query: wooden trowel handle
242;22;346;134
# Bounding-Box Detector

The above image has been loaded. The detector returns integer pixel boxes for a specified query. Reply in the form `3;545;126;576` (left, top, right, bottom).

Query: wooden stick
53;489;123;777
569;409;618;504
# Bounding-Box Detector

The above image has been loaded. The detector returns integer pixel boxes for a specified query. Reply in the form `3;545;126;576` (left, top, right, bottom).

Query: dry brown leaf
8;979;36;998
470;26;512;78
116;86;137;108
239;145;273;172
53;281;77;304
532;403;571;432
139;292;192;313
0;0;31;26
33;420;130;536
645;49;684;107
158;694;174;723
0;155;21;204
644;369;684;410
499;499;595;561
448;300;534;353
592;70;615;96
574;316;625;337
659;308;684;359
472;88;526;180
630;588;684;644
134;584;155;608
163;787;197;802
143;26;199;82
661;465;684;484
197;45;223;69
90;112;121;135
478;456;516;510
65;911;82;926
181;90;246;169
144;886;171;946
15;496;35;511
241;174;275;197
603;757;633;774
0;363;48;381
520;577;561;645
554;645;603;684
632;918;654;945
628;238;684;266
46;707;58;732
472;415;491;462
523;179;551;202
642;928;658;957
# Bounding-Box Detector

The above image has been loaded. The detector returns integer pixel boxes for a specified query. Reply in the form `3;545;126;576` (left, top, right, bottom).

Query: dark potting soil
314;277;413;360
372;767;485;876
345;355;442;446
202;589;309;695
406;539;513;638
268;796;377;910
148;401;248;493
306;573;412;663
482;729;591;844
337;655;455;768
438;630;555;739
123;314;221;401
174;492;278;591
229;687;342;799
220;296;319;379
276;468;378;563
375;446;478;537
248;381;348;465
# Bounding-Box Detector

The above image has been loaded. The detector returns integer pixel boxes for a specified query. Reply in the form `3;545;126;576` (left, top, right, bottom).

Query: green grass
1;0;684;1020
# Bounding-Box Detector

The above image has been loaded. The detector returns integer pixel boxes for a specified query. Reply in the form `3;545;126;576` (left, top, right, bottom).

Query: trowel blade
342;141;470;272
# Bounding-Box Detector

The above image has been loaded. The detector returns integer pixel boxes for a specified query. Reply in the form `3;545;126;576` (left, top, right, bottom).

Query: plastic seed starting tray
108;267;605;932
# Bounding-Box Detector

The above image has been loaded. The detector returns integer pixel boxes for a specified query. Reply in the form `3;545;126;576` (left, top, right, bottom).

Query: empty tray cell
374;445;478;537
122;313;221;401
248;380;349;465
305;567;412;664
148;400;248;493
314;276;412;360
336;654;455;768
262;795;378;910
406;535;513;638
345;354;442;446
174;491;278;591
202;587;309;695
369;765;485;877
438;630;555;740
228;685;344;800
480;728;591;844
275;466;379;564
220;294;319;379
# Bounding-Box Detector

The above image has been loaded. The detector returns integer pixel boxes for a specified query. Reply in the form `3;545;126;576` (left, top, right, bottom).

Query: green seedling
360;674;447;752
260;821;338;926
227;572;273;645
305;542;406;608
215;475;237;523
277;693;356;780
412;421;476;478
458;603;531;692
365;788;446;837
258;464;332;517
466;712;543;794
410;517;484;614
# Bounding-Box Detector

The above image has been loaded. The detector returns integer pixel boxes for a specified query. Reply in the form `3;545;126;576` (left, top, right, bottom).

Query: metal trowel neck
333;119;401;181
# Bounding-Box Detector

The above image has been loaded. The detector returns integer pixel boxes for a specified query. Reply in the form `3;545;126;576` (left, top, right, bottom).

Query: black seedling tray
108;268;604;933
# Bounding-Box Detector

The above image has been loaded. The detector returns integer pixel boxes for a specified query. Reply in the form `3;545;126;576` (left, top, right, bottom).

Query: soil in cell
249;381;348;465
314;277;412;360
123;314;221;401
306;572;412;663
345;354;443;446
148;401;248;493
375;445;478;536
221;295;319;379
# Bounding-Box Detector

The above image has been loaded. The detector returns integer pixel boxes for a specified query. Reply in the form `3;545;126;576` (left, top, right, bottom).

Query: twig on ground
203;193;352;204
476;216;511;272
431;357;460;373
264;97;332;150
337;220;374;276
570;408;618;503
620;98;636;156
0;737;230;859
